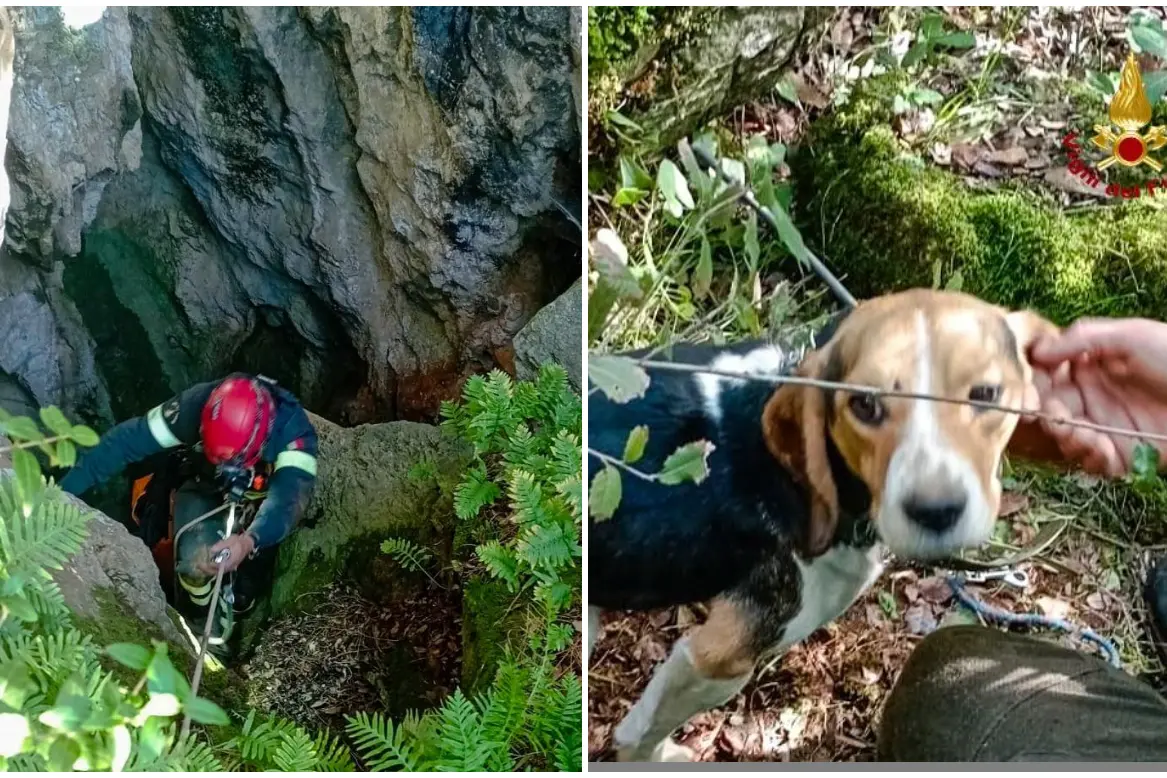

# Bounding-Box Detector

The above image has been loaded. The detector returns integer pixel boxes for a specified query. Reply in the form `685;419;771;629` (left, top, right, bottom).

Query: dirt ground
244;583;464;733
587;484;1166;763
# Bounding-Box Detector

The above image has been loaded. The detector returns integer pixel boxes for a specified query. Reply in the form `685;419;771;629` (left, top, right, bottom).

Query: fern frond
453;465;500;520
345;711;423;772
167;733;225;772
312;730;355;771
476;658;527;750
8;752;45;771
379;537;433;574
24;629;95;693
25;580;69;632
273;725;317;771
434;689;490;772
0;489;91;581
475;541;520;591
515;522;574;573
549;431;582;484
505;470;546;528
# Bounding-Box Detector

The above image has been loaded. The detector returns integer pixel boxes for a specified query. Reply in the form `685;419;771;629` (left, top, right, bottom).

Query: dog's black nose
902;494;966;532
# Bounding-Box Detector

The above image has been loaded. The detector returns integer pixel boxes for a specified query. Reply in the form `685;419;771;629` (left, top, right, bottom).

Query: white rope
179;502;236;740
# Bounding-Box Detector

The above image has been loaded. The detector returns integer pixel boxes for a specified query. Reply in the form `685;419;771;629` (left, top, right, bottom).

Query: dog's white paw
653;738;697;762
615;737;696;763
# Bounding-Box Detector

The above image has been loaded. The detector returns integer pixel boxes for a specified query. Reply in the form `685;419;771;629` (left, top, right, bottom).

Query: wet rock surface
1;6;581;428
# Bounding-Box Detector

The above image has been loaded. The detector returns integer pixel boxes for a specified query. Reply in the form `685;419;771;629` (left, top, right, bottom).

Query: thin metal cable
635;358;1167;444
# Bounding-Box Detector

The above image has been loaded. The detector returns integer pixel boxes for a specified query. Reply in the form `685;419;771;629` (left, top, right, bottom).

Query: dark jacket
60;375;318;550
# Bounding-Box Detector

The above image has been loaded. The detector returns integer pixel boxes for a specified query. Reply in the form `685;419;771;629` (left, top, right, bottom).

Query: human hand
1014;317;1167;477
200;532;256;575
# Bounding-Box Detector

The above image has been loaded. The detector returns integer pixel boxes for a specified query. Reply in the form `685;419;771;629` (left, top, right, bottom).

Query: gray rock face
51;492;189;653
0;6;581;428
269;413;473;616
513;277;582;390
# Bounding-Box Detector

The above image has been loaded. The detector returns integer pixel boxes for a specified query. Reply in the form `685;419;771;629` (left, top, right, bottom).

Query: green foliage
587;6;654;78
345;652;581;772
593;133;808;353
380;537;434;575
222;710;355;771
343;362;584;771
0;410;255;772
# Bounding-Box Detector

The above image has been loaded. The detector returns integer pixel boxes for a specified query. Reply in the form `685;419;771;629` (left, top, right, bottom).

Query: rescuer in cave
60;375;318;661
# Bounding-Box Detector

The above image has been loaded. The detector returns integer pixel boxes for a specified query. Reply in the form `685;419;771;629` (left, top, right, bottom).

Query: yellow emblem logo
1091;53;1167;171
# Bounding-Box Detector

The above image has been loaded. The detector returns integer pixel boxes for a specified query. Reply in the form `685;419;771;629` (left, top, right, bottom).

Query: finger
1040;398;1118;475
1030;318;1132;366
1075;361;1138;469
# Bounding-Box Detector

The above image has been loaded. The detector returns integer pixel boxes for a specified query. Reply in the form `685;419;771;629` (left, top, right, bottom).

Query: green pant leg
879;625;1167;761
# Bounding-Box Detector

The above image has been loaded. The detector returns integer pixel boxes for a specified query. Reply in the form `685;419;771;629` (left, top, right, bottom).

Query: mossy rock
791;123;1167;323
44;491;247;718
589;7;804;156
460;577;526;695
267;415;473;617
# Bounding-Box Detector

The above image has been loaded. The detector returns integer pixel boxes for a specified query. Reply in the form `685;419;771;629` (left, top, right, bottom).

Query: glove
199;531;256;575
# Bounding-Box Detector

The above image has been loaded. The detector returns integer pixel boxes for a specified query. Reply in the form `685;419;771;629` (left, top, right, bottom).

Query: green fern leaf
380;537;433;574
273;725;317;771
515;522;575;573
505;470;546;528
475;542;520;591
0;489;91;582
345;711;424;771
453;465;500;520
312;730;354;771
435;689;491;771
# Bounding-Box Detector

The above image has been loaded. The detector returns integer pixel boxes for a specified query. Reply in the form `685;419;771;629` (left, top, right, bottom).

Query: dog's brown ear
1004;309;1062;461
1004;309;1060;412
762;349;839;557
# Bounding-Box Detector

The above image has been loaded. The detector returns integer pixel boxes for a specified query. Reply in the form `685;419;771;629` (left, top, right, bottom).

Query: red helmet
200;377;275;468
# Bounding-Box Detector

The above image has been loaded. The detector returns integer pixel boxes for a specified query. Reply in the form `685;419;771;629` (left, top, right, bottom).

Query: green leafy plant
587;133;824;521
0;409;233;770
1084;10;1167;105
363;364;582;771
380;537;435;575
898;11;976;69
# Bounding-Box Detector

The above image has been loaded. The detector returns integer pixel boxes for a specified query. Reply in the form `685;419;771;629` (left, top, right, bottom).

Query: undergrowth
379;363;583;771
4;370;583;771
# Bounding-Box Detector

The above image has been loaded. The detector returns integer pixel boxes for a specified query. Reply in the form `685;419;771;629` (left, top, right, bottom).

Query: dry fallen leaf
917;576;954;604
676;605;698;628
1086;591;1107;611
998;491;1030;518
951;143;982;169
1035;596;1071;620
986;146;1029;166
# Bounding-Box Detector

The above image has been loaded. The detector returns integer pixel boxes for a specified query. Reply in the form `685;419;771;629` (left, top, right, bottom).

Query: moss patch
460;577;528;695
73;586;249;720
792;122;1167;323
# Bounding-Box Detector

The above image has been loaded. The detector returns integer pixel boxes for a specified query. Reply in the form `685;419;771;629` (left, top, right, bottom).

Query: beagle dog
587;288;1057;762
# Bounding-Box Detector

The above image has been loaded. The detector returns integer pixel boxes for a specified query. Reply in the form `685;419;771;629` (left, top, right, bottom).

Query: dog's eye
848;393;884;425
969;384;1002;404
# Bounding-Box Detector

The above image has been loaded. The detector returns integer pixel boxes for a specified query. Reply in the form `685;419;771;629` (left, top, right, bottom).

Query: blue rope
945;575;1122;668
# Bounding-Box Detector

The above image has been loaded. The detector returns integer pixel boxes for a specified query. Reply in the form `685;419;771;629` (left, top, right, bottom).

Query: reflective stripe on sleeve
147;405;182;448
275;449;317;476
